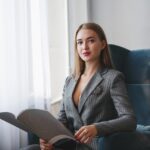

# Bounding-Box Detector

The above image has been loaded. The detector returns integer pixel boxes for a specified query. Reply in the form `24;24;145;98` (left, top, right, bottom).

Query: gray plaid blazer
58;68;136;150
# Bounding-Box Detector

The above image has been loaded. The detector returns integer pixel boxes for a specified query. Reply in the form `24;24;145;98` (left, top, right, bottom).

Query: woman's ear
101;40;106;50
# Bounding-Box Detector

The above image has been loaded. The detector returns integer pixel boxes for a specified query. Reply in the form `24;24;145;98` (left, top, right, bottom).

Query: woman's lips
82;52;91;56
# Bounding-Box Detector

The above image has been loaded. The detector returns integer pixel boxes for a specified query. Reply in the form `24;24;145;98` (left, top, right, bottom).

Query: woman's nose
82;41;88;49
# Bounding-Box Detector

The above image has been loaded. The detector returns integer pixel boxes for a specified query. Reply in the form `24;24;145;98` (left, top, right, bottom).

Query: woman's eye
89;39;95;43
77;41;82;45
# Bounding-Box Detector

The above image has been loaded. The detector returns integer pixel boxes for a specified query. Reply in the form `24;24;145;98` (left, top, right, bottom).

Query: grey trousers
20;144;40;150
20;145;63;150
20;143;92;150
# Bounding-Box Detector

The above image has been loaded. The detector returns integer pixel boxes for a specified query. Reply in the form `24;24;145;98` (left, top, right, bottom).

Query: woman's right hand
39;138;54;150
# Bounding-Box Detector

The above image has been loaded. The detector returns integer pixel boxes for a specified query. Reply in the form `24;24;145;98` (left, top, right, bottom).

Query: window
0;0;69;149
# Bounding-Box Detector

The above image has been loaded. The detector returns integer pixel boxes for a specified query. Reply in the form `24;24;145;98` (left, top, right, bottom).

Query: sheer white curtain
0;0;51;149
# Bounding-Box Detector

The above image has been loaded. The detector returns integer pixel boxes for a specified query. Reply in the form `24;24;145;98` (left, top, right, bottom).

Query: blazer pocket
92;86;103;95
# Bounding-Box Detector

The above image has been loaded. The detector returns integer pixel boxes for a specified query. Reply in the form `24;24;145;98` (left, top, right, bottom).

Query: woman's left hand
74;125;97;144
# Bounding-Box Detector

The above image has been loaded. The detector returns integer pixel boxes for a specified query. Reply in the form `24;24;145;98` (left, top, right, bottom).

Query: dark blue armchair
98;44;150;150
27;44;150;150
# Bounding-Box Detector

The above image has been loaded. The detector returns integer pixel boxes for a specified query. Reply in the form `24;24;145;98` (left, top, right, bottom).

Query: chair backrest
109;44;150;125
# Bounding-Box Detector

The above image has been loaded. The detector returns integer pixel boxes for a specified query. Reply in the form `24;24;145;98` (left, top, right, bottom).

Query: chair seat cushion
99;131;150;150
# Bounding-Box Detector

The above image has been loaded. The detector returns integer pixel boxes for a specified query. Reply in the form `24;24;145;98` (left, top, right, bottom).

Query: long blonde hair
73;22;112;78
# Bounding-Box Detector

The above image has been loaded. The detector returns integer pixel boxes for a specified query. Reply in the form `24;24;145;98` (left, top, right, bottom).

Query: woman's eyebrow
77;36;95;41
87;36;95;40
76;39;82;42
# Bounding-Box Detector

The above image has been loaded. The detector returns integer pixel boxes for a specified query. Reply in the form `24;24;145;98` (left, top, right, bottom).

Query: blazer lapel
78;69;105;114
66;76;84;126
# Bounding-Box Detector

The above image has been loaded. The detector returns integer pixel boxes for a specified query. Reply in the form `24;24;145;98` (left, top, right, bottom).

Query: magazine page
0;112;32;132
17;109;75;143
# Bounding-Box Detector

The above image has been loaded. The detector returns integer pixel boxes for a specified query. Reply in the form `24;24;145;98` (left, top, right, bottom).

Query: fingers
75;127;91;144
80;134;92;144
81;136;92;144
40;144;52;150
74;125;97;144
40;138;47;144
39;138;53;150
75;127;86;137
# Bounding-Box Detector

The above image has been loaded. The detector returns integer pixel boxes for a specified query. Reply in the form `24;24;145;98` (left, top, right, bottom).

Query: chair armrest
28;133;39;145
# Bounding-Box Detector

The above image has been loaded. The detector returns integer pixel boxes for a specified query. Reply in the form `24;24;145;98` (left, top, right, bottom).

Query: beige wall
47;0;69;103
89;0;150;50
50;101;61;117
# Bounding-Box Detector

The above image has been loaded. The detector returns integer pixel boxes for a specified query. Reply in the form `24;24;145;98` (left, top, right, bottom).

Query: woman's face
76;29;105;63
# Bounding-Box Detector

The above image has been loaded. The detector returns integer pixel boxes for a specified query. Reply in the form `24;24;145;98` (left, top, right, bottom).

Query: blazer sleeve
57;76;71;128
94;72;137;137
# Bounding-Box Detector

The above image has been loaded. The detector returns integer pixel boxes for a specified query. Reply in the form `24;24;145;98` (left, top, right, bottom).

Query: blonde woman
27;23;136;150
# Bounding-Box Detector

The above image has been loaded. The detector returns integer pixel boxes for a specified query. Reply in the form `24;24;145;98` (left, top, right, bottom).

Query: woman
39;22;136;150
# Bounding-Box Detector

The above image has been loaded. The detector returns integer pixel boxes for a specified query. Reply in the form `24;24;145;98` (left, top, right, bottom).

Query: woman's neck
83;61;101;77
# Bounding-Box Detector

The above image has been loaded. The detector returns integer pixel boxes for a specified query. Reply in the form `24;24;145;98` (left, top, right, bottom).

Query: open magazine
0;109;76;147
